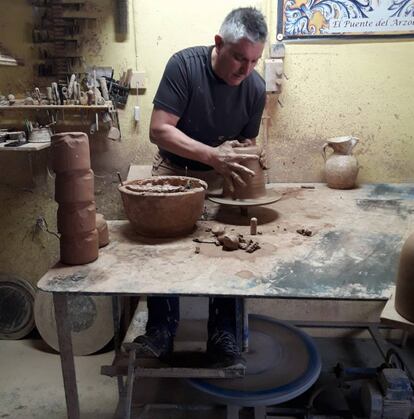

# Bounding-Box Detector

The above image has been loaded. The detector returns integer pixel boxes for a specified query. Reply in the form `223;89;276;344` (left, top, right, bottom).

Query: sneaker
207;329;246;368
133;327;173;359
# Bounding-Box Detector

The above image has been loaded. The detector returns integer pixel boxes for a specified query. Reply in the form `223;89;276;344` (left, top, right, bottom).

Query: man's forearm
150;123;216;166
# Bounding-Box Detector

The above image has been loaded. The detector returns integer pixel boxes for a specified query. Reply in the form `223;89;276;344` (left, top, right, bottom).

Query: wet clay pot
57;201;96;235
322;136;359;189
55;169;95;204
119;176;207;238
96;213;109;247
51;132;91;173
60;229;99;265
222;145;266;199
395;232;414;322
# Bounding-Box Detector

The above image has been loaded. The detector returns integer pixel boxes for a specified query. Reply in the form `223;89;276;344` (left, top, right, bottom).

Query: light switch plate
270;42;285;59
130;71;147;89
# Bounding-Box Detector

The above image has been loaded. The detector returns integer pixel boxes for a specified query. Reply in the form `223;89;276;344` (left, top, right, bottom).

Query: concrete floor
1;327;413;419
0;335;118;419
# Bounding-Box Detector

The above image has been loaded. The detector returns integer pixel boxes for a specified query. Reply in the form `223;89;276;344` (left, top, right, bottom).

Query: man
135;7;268;368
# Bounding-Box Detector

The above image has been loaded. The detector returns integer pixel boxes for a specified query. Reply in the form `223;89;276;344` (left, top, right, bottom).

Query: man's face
213;35;264;86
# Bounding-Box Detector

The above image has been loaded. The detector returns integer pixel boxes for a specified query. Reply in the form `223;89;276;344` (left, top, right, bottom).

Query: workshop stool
120;304;246;419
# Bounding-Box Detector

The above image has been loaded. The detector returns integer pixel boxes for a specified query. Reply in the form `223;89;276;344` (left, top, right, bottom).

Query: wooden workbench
39;182;414;299
36;182;414;419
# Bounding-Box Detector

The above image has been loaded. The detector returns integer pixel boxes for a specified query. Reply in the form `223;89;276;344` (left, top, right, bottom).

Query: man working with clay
134;7;267;368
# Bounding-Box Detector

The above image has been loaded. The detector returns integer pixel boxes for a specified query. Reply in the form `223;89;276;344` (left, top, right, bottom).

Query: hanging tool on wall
93;68;99;131
102;112;121;141
115;0;128;34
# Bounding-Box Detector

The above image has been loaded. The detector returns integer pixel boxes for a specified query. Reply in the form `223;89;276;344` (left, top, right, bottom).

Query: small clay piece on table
250;217;258;235
246;241;261;253
212;225;226;237
296;229;312;237
220;234;240;251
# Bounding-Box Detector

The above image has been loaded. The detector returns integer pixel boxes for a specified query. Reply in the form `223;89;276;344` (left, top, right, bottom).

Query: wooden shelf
0;141;50;152
0;103;113;110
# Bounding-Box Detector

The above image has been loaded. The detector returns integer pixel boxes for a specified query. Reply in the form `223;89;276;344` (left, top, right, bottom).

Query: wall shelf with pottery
0;141;50;152
0;104;112;111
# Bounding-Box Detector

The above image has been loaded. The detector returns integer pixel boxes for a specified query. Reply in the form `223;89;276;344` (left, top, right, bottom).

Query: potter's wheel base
187;315;321;407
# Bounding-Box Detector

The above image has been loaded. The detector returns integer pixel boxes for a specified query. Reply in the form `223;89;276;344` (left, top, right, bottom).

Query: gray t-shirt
153;45;266;170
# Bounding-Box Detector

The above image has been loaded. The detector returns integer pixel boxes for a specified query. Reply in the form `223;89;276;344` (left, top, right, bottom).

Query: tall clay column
51;132;99;265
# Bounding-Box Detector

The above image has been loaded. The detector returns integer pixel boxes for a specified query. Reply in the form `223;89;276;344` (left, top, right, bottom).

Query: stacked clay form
222;145;266;200
51;132;99;265
395;232;414;322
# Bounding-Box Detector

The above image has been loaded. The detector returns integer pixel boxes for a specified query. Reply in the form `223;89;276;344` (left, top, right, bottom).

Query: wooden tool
117;171;124;186
103;112;120;141
99;77;109;101
67;74;76;99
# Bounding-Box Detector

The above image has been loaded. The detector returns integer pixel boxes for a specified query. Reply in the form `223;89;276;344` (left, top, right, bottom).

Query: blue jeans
146;296;237;337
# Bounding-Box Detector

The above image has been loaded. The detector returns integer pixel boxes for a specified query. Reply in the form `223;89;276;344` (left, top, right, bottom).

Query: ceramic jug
322;136;359;189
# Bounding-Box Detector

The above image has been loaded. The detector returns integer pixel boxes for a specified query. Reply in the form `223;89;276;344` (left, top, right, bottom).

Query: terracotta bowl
118;176;207;238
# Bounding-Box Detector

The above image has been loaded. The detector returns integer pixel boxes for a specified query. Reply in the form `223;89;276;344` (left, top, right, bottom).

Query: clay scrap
194;225;261;253
296;228;313;237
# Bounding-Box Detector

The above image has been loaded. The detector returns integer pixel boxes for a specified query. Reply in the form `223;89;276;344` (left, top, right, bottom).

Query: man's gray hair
219;7;268;44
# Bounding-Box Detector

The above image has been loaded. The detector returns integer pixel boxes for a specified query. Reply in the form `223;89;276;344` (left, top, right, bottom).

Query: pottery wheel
187;315;321;406
208;192;282;208
34;290;114;355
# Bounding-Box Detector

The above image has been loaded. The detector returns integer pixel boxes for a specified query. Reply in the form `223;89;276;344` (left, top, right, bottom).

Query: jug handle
350;137;359;151
322;142;332;161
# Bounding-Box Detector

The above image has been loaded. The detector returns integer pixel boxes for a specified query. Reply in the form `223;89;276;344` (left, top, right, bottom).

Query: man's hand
234;138;268;169
209;140;259;192
259;148;268;170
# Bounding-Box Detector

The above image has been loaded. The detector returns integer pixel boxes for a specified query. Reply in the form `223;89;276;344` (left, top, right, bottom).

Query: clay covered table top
37;183;414;300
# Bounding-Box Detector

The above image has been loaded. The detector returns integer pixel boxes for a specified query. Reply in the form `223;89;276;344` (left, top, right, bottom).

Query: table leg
112;296;124;396
53;293;80;419
235;298;249;353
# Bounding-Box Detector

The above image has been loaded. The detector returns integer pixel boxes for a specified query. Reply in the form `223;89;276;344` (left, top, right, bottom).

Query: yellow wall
1;0;413;182
131;0;413;184
0;0;413;285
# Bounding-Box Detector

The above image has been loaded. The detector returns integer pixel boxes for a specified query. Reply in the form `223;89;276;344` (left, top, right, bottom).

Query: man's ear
214;34;224;52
